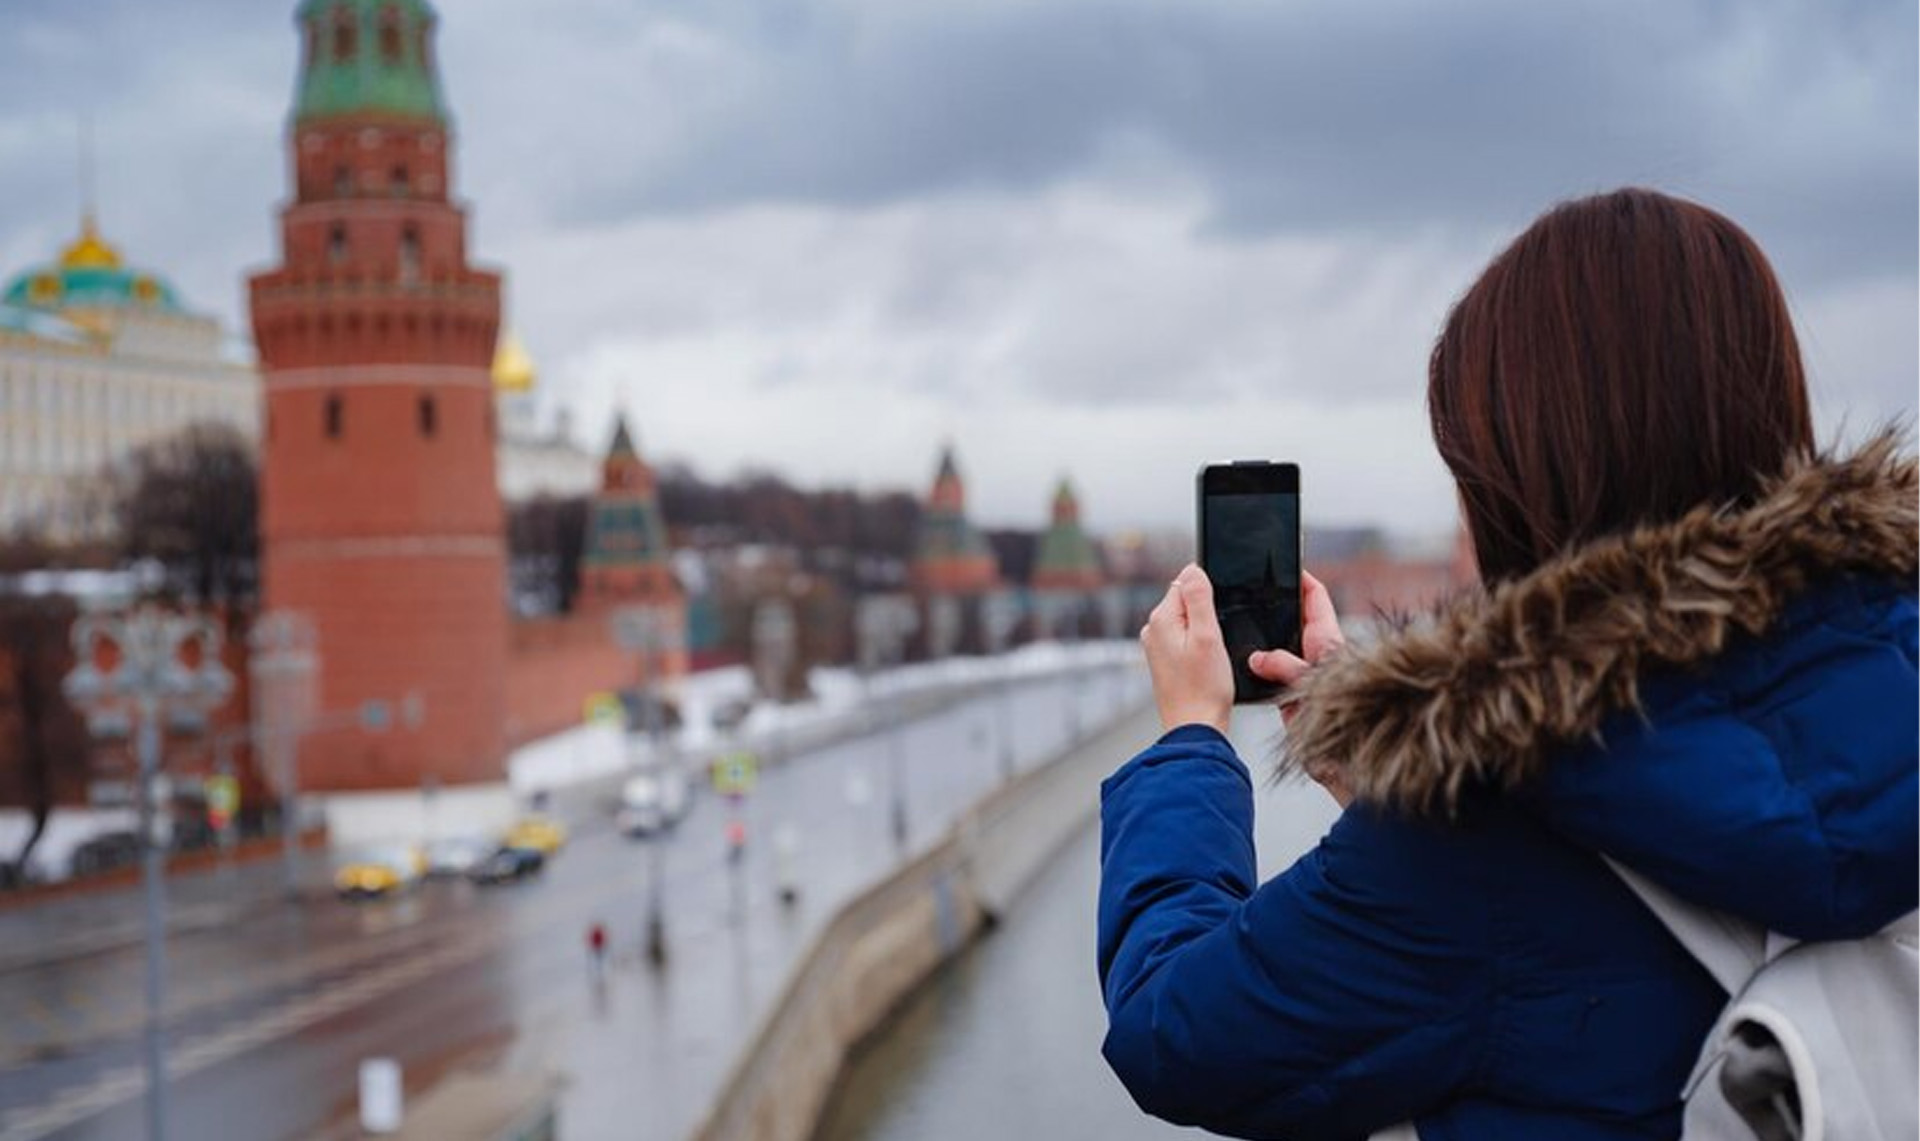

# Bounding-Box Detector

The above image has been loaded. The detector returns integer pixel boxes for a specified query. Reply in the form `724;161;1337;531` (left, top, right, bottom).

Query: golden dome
59;215;124;271
492;331;536;394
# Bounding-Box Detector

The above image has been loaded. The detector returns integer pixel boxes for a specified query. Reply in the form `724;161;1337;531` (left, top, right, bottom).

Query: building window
391;164;409;195
399;224;421;282
418;393;436;438
328;222;348;264
334;165;351;197
379;6;404;64
325;394;343;439
332;10;356;62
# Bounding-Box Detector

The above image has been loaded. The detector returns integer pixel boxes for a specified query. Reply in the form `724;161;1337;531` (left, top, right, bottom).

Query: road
0;655;1149;1141
815;706;1343;1141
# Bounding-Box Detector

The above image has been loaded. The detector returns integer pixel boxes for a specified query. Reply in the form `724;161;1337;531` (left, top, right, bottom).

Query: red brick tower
578;418;688;680
909;445;1000;595
249;0;506;791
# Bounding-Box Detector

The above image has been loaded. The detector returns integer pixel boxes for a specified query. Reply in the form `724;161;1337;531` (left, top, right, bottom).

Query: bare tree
506;494;590;615
0;595;89;884
116;424;259;616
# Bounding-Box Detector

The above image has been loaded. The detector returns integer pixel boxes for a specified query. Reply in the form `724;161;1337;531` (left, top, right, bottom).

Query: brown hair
1429;188;1814;582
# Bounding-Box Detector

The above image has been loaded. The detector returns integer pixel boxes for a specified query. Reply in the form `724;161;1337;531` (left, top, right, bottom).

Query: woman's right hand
1248;571;1350;804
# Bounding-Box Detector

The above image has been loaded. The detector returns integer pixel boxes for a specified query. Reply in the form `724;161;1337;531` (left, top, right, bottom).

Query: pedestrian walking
1100;188;1917;1140
773;823;801;907
586;921;607;982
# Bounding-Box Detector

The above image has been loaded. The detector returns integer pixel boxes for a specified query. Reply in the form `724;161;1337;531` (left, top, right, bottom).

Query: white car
618;768;691;837
424;836;491;878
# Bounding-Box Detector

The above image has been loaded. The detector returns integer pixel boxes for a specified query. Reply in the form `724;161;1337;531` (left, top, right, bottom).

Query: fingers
1301;570;1339;628
1300;570;1346;663
1247;648;1310;686
1174;564;1217;632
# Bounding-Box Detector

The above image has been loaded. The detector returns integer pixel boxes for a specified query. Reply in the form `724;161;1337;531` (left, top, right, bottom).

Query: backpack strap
1603;857;1769;995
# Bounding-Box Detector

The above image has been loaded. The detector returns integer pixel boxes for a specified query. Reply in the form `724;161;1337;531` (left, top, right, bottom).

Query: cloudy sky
2;0;1913;538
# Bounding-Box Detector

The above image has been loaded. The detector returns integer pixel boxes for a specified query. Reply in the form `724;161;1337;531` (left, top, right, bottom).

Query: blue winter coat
1099;444;1919;1141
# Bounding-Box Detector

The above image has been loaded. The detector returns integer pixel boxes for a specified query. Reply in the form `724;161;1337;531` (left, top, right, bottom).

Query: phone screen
1199;464;1301;703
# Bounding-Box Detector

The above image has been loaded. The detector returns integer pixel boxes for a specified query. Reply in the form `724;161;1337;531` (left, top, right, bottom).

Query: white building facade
0;218;259;538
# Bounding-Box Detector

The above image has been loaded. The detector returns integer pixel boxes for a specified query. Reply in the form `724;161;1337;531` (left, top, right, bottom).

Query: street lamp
249;612;317;900
64;606;234;1141
981;591;1022;783
750;597;797;760
855;595;917;852
612;602;682;967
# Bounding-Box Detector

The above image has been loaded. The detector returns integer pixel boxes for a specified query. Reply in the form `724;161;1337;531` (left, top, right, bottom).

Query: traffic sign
205;775;240;825
710;751;759;796
583;691;623;726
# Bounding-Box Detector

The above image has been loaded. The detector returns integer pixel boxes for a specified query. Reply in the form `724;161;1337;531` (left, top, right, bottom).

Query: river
816;710;1341;1141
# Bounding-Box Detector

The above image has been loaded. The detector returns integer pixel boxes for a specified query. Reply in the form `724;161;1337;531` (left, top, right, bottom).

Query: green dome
2;219;185;315
294;0;446;125
3;264;183;314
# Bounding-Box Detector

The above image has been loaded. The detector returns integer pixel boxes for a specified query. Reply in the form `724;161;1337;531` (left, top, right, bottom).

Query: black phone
1197;461;1302;703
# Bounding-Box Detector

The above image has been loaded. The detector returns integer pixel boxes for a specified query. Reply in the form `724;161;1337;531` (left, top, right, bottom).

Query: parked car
617;768;691;837
334;844;426;900
503;815;567;856
424;836;491;878
68;831;142;879
469;846;544;886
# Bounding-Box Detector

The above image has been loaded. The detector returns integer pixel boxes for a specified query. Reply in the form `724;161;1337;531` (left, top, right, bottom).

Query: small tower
580;418;678;602
909;444;999;595
249;0;506;791
1031;478;1106;591
579;418;686;679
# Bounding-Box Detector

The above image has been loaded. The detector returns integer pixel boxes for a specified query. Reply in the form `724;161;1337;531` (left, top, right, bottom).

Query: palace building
491;330;597;503
0;216;258;539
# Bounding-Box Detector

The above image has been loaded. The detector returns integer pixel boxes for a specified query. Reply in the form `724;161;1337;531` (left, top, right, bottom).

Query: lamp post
750;598;797;761
981;591;1021;783
249;612;317;901
64;607;234;1141
612;603;682;967
855;595;917;852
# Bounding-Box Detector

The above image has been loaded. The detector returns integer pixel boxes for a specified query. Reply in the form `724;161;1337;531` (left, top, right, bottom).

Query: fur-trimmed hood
1280;432;1918;816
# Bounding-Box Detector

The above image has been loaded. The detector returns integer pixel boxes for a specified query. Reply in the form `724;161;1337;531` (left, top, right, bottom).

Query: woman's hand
1246;571;1345;713
1248;571;1350;806
1139;564;1234;736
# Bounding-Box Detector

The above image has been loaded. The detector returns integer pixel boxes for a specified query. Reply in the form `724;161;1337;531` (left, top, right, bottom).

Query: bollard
359;1057;404;1134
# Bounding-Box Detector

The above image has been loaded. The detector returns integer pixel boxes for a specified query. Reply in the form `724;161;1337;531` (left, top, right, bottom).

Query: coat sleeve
1098;725;1496;1140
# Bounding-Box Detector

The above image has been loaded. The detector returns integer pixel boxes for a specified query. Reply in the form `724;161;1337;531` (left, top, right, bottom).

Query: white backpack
1609;862;1920;1141
1363;870;1918;1141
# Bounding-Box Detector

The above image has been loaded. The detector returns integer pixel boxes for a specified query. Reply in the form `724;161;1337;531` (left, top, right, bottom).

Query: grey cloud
515;0;1915;286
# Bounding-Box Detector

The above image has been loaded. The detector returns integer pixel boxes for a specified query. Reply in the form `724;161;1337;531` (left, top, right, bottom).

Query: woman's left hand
1140;564;1234;736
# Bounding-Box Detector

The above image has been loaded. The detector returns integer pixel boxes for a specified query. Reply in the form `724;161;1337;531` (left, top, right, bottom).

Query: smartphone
1197;461;1302;703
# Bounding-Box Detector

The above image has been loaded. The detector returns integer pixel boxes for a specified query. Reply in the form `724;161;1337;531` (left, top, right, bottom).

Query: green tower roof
294;0;446;125
1033;478;1104;583
584;416;670;570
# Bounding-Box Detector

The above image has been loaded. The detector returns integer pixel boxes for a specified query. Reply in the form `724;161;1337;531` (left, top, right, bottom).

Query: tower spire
78;113;97;235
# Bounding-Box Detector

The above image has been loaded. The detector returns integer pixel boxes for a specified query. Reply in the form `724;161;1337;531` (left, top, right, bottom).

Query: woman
1097;188;1917;1140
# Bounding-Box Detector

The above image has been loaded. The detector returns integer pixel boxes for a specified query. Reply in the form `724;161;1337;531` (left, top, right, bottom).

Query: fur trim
1277;431;1918;815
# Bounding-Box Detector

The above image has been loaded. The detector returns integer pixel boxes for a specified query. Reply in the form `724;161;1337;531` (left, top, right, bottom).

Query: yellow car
503;816;567;856
333;844;425;899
